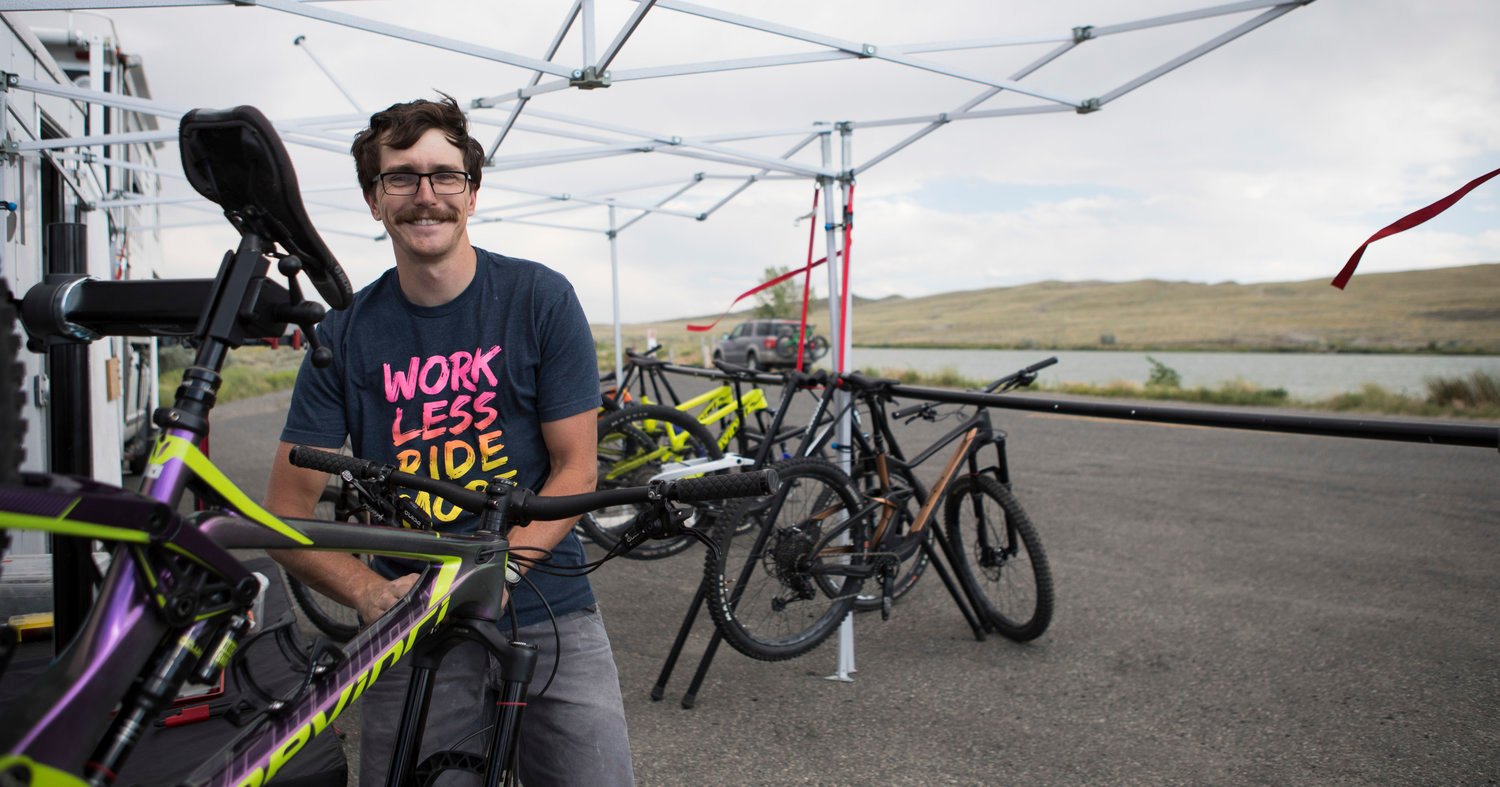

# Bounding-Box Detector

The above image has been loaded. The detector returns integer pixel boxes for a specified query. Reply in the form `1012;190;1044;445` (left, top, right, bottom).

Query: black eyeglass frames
375;170;470;196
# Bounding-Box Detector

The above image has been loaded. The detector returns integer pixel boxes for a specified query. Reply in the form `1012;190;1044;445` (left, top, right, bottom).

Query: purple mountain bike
0;106;772;786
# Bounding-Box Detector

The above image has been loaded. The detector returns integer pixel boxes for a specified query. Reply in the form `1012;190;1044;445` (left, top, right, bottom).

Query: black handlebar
885;357;1059;419
288;446;778;525
983;356;1058;393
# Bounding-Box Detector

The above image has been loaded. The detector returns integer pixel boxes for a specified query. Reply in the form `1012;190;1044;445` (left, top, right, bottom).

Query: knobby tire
703;457;866;661
590;403;723;560
942;474;1054;641
285;486;363;641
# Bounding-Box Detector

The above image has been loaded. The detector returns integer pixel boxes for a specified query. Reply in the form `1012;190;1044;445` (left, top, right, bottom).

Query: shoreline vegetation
169;263;1499;418
173;345;1500;421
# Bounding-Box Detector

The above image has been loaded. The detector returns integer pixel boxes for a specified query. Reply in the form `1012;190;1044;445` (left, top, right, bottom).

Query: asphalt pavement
211;382;1500;786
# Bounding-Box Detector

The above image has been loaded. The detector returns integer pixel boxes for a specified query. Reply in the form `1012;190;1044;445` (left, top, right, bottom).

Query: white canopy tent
0;0;1314;678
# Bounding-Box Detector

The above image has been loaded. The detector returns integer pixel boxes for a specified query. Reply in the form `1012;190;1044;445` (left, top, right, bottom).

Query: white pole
609;204;623;381
88;34;104;188
820;130;855;683
293;35;366;113
581;0;596;69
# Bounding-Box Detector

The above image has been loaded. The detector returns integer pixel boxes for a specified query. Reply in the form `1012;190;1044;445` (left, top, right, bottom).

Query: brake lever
342;472;431;529
615;502;704;557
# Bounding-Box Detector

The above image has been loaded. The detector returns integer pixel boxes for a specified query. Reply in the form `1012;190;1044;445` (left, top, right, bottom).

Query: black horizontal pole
882;382;1500;451
657;361;787;386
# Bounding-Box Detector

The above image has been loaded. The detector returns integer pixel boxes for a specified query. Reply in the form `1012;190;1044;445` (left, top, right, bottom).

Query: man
265;95;633;786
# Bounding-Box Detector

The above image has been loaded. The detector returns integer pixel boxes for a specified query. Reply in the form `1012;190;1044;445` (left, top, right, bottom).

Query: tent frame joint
569;66;613;90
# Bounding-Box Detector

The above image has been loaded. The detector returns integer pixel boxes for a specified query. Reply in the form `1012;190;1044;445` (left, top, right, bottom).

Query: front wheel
590;404;723;559
704;457;866;661
942;474;1053;641
286;483;367;641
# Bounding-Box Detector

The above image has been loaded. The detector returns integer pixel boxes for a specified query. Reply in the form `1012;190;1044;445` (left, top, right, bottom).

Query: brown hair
351;93;484;196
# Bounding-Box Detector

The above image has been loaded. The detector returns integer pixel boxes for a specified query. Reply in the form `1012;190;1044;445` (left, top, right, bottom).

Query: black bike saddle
178;105;353;310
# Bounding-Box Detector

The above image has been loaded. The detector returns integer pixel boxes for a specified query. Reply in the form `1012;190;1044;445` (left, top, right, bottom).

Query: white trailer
0;11;161;563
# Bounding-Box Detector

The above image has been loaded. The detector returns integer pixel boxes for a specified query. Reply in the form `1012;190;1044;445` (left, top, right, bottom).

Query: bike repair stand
651;532;987;708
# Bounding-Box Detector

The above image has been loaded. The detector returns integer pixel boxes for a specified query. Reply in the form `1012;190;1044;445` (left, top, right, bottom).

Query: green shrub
1145;356;1181;389
1426;371;1500;409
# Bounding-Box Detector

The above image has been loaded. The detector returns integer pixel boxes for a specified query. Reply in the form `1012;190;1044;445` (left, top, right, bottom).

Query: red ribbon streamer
1332;167;1500;289
686;256;830;332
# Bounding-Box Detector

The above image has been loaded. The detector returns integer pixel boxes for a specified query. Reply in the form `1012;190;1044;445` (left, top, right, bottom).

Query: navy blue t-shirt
280;248;601;627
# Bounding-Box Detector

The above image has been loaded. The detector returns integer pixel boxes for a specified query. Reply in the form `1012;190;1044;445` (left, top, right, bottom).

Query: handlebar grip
288;446;380;479
1025;356;1060;374
891;402;930;420
666;470;778;502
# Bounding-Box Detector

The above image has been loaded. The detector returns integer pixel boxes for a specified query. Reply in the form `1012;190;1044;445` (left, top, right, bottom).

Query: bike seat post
152;232;273;443
653;364;682;407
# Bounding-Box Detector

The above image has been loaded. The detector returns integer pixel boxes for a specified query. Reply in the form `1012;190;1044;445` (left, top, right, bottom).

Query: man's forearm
270;550;383;607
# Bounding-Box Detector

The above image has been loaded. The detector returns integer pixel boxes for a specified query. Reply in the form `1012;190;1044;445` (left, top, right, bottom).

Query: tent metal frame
0;0;1313;684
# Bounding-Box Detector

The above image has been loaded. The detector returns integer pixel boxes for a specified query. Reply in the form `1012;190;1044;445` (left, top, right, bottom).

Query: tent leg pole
609;204;623;379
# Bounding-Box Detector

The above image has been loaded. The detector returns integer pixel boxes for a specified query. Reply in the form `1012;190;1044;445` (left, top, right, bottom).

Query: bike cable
511;570;563;699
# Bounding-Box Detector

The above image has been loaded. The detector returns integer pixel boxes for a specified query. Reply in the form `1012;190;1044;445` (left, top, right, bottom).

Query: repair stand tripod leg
650;581;728;709
651;584;707;701
681;630;725;710
926;529;987;642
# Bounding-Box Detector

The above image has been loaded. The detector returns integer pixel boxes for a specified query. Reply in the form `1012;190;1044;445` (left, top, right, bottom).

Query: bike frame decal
0;508;149;544
152;435;312;545
377;552;461;609
0;755;86;787
236;592;453;786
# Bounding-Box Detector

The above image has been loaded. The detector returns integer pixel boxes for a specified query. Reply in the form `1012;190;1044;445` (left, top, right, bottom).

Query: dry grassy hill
595;264;1500;357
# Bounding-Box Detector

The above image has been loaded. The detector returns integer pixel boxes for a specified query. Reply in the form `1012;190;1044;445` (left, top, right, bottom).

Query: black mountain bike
704;361;1057;661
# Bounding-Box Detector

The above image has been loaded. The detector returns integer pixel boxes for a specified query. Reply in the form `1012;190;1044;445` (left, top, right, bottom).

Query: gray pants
359;605;634;786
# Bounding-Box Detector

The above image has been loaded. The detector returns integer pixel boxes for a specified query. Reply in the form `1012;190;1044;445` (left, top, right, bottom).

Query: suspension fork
964;411;1015;564
387;618;537;787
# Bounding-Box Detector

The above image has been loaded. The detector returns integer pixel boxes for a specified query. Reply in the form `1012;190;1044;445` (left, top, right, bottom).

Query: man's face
364;127;478;265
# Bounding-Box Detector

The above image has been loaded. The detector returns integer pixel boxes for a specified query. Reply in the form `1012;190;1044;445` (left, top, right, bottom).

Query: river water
845;347;1500;400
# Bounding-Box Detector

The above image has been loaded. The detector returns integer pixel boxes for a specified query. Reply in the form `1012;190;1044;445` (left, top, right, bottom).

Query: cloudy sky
20;0;1500;324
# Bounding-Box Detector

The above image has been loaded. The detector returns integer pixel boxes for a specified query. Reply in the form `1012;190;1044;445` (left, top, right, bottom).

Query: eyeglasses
375;170;470;196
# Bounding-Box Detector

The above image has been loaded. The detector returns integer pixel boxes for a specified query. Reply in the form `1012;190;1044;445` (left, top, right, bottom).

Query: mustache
394;207;460;224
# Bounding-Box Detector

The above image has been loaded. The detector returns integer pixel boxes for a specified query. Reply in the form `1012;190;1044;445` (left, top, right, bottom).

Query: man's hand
355;573;419;625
